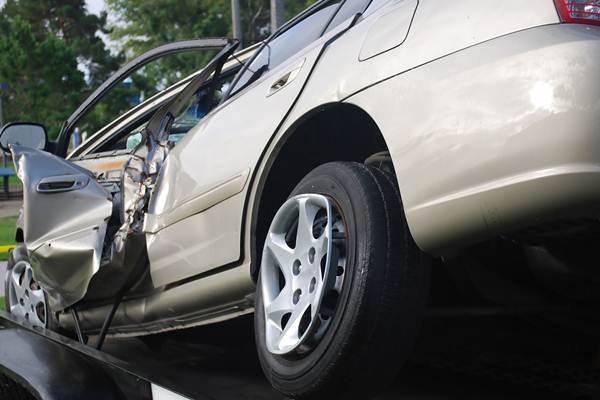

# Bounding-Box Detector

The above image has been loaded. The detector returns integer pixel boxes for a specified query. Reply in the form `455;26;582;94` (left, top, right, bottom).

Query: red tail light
554;0;600;26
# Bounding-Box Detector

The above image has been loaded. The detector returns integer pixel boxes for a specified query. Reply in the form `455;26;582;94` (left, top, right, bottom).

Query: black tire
5;244;58;330
0;374;35;400
255;161;431;399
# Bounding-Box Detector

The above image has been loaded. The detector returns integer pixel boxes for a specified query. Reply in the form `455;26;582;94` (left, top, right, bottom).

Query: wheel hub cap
8;260;47;328
261;194;346;355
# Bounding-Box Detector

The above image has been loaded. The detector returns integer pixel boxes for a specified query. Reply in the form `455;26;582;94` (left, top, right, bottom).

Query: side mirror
0;122;48;152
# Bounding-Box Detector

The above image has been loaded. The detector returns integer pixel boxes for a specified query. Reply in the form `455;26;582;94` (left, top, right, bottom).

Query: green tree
106;0;317;91
2;0;121;86
0;0;123;138
106;0;230;91
0;15;86;138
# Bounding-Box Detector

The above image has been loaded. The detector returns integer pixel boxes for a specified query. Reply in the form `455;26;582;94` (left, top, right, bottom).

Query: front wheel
255;161;431;399
5;244;55;329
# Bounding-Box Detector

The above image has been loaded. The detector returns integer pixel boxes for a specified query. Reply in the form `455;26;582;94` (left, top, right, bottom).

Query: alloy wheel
8;260;47;328
260;194;347;355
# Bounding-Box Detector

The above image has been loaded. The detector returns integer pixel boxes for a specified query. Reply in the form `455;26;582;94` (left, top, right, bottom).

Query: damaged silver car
3;0;600;398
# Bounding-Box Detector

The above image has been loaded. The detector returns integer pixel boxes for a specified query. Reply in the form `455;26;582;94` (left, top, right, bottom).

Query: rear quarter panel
247;0;561;256
346;24;600;254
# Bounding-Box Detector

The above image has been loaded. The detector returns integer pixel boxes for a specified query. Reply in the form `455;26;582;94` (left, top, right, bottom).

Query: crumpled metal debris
106;123;173;268
10;131;171;310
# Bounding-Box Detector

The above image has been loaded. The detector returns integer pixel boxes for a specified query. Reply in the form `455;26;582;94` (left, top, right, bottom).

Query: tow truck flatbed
0;310;191;400
2;306;599;399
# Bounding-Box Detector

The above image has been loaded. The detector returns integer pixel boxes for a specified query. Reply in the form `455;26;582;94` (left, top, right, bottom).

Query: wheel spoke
25;267;33;288
265;285;294;323
296;199;317;249
265;233;295;280
29;289;45;306
8;261;47;328
11;270;23;299
315;233;329;271
10;303;23;318
278;300;310;351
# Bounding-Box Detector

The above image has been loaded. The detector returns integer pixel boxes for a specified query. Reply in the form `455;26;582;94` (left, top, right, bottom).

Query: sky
86;0;107;16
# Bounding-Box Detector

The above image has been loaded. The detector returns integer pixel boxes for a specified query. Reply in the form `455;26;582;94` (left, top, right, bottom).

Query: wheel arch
250;102;391;280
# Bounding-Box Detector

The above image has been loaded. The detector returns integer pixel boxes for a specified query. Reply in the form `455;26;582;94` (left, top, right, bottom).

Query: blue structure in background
121;77;142;106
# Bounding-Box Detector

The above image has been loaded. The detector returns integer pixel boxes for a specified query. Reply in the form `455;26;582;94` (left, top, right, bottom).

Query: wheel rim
261;194;347;355
8;260;47;328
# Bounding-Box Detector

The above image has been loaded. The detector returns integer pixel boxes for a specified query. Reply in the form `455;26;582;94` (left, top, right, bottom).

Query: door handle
267;59;305;97
37;174;90;193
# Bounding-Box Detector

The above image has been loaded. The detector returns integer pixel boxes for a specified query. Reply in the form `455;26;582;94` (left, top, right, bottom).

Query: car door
145;1;359;286
13;39;237;310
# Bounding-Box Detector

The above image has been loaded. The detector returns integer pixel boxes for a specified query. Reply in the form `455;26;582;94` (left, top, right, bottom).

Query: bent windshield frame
55;38;232;158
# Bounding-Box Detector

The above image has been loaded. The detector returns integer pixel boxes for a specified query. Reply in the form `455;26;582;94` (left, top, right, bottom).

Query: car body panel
144;169;250;234
13;0;600;335
12;145;113;309
69;0;568;332
11;40;238;310
61;263;255;336
358;0;418;61
275;0;560;112
345;23;600;253
245;0;561;254
143;15;358;287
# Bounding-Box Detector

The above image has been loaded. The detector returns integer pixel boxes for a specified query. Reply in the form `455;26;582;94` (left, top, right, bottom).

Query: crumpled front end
11;131;171;311
11;41;237;314
12;145;113;310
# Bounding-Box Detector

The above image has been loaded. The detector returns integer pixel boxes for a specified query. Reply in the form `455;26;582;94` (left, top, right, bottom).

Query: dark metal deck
1;308;599;399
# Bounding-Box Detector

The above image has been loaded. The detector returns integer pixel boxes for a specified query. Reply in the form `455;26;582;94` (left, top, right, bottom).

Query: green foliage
0;217;16;246
0;217;17;262
106;0;230;92
2;0;121;86
0;0;319;141
0;15;86;139
106;0;318;91
0;0;121;139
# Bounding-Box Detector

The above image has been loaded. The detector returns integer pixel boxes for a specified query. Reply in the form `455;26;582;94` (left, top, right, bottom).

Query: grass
0;297;4;311
0;216;16;261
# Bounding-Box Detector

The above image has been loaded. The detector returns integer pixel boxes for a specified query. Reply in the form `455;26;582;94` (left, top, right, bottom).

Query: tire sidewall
255;163;388;392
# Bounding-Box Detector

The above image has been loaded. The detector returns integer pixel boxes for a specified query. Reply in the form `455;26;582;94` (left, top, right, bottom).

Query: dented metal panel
9;40;239;312
12;145;113;309
110;40;240;262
